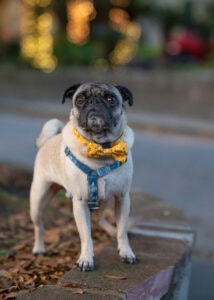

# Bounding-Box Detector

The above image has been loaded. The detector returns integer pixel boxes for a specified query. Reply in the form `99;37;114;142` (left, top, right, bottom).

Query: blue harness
64;146;125;212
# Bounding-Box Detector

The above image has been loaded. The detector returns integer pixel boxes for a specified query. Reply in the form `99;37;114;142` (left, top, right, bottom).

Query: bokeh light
20;1;57;72
109;8;130;31
24;0;52;8
110;0;131;8
109;7;141;66
93;58;109;71
67;0;96;45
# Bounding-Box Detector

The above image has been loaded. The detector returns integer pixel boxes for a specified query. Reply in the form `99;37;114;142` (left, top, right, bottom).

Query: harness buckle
64;147;70;156
96;167;111;177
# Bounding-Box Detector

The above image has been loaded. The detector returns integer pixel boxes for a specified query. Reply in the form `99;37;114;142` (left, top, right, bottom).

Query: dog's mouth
87;111;105;132
79;110;112;133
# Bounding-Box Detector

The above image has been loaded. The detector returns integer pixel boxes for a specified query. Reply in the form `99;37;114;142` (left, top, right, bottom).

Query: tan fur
30;85;136;271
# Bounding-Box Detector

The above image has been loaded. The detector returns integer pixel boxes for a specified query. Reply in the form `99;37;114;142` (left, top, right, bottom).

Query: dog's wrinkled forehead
75;83;122;100
62;82;133;106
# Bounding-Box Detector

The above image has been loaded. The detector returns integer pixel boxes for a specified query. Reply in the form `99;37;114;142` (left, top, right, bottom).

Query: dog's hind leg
30;178;59;255
99;213;116;237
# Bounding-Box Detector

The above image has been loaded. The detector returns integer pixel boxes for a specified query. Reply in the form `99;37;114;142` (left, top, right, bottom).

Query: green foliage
1;0;213;68
138;44;162;60
54;33;103;66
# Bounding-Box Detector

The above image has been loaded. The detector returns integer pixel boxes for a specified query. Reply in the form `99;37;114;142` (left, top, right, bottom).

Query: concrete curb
128;111;214;139
17;230;194;300
13;187;194;300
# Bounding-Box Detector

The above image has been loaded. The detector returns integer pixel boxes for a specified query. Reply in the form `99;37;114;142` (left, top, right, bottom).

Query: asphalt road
0;112;214;299
132;130;214;253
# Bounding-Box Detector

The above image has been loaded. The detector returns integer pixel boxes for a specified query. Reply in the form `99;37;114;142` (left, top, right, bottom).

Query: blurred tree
0;0;213;69
183;1;193;27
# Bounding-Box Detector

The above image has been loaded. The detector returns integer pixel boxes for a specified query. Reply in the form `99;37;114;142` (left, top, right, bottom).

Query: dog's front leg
115;193;136;264
73;198;94;271
30;178;52;255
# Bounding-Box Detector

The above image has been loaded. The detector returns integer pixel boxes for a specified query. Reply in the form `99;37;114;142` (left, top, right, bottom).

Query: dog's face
62;82;133;142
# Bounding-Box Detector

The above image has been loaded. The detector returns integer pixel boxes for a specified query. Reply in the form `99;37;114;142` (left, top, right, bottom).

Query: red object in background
0;29;13;43
166;29;205;60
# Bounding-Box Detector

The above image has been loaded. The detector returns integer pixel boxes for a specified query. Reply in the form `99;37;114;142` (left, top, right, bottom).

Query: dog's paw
77;251;94;272
33;250;46;256
77;256;94;272
120;254;137;264
119;247;137;264
32;244;46;256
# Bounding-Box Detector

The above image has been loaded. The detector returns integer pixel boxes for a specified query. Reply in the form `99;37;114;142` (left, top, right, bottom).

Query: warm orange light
109;7;141;66
67;0;96;45
110;0;131;7
109;8;129;31
109;39;137;65
124;22;141;39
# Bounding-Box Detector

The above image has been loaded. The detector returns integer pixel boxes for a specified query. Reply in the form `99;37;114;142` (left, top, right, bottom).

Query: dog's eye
76;94;85;106
107;95;117;105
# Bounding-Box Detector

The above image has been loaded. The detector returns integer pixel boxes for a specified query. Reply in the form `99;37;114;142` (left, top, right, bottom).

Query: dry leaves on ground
0;196;111;299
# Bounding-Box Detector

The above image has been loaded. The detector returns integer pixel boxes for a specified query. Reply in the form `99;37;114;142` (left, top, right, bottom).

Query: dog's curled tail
36;118;65;149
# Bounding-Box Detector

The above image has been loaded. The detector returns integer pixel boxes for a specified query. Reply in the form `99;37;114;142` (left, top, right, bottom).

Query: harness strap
64;146;124;212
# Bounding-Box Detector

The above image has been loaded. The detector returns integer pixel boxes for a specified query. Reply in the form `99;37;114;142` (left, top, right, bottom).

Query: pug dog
30;82;136;272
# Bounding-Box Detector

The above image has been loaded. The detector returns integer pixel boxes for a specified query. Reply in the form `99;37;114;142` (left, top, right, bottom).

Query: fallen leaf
12;243;26;251
61;283;76;288
45;228;59;244
16;254;34;260
104;274;127;280
0;278;13;289
0;270;12;279
72;288;84;295
4;291;17;299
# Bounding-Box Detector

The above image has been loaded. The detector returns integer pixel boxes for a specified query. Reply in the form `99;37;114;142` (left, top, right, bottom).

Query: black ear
115;85;133;106
62;83;81;104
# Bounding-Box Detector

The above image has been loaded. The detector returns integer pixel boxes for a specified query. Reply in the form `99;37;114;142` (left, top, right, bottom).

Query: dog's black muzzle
78;97;115;132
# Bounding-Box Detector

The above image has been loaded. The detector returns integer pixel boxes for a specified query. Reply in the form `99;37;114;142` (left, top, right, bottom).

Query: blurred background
0;0;213;71
0;1;214;299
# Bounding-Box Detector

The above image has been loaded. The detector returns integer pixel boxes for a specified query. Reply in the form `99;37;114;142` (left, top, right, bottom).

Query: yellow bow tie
73;128;128;163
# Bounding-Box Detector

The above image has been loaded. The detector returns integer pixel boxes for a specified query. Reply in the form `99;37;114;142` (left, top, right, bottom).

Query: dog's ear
115;85;133;106
62;83;81;104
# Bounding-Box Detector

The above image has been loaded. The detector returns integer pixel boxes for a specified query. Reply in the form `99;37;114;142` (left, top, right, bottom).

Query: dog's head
62;82;133;142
